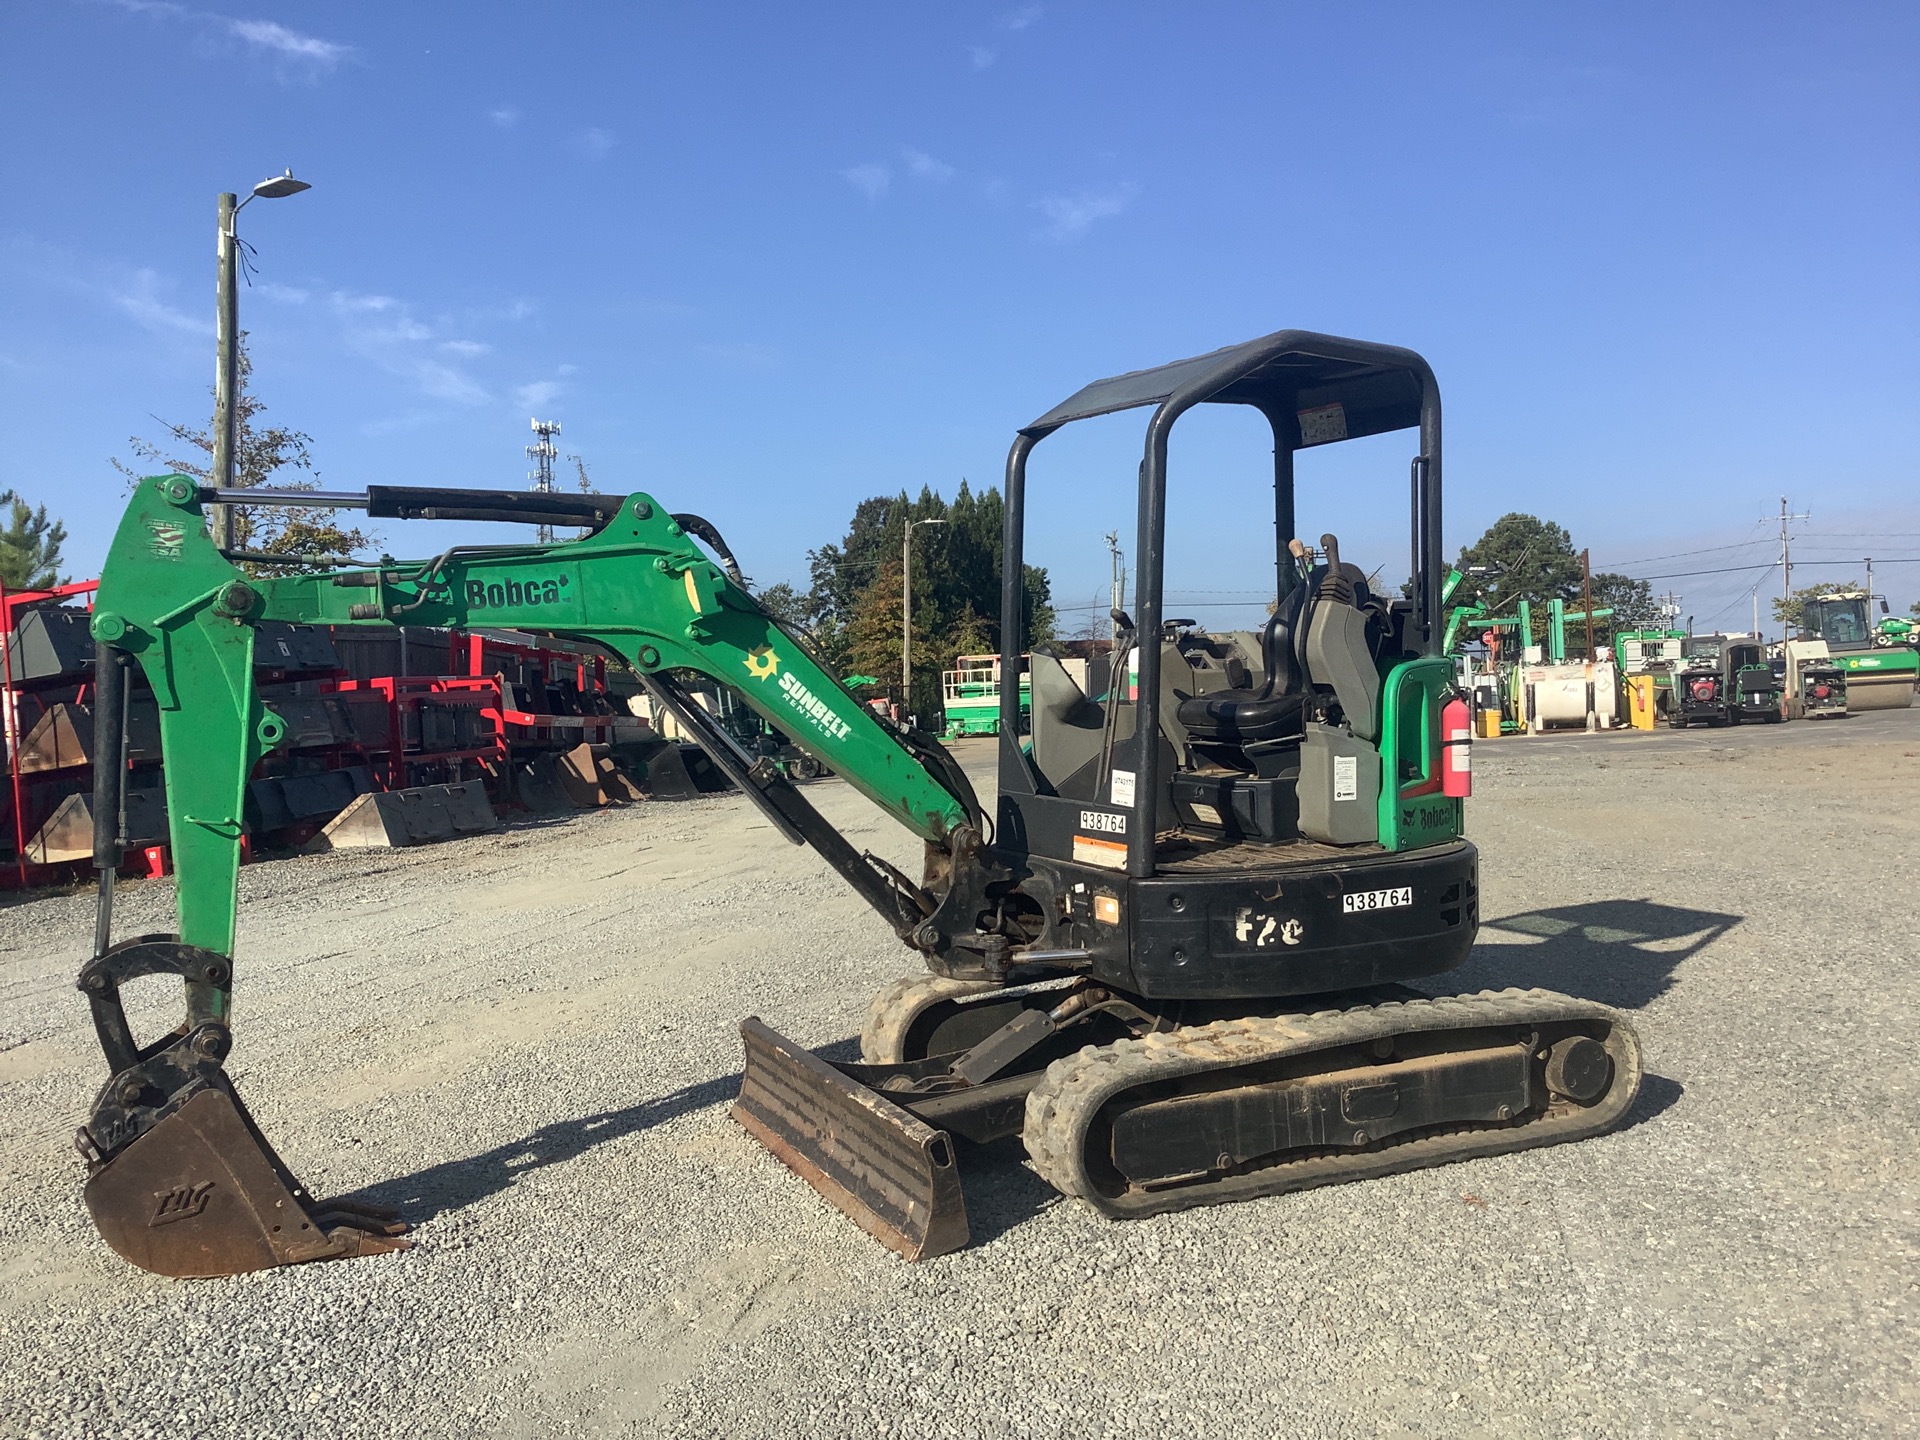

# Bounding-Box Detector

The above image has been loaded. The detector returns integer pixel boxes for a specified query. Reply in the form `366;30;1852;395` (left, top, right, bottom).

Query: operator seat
1176;549;1384;747
1175;588;1311;746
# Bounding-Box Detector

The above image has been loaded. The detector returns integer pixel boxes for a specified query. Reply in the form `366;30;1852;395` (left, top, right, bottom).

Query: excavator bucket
733;1018;970;1262
82;1080;408;1279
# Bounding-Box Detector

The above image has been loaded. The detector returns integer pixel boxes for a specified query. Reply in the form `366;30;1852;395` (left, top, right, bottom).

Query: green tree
0;491;68;590
752;580;815;635
1772;579;1861;632
114;334;375;572
801;482;1052;715
1588;572;1658;632
1453;513;1582;643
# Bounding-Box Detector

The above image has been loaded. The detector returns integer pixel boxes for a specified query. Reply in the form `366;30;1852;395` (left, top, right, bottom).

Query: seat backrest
1297;558;1383;742
1261;586;1309;697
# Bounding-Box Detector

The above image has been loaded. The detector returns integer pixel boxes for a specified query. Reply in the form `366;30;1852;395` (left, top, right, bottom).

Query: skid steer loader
76;329;1640;1276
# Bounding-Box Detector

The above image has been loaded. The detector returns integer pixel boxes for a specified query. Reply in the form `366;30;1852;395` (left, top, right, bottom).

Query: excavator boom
77;476;993;1274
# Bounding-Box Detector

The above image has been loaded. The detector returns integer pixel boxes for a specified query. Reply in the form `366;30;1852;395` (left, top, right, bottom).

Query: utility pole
527;419;561;544
1772;495;1810;631
1105;531;1126;643
211;191;239;548
208;171;311;549
1581;548;1595;661
902;516;946;724
1866;556;1874;610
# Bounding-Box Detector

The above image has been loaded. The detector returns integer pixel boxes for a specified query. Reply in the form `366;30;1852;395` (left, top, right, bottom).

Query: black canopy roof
1022;328;1431;446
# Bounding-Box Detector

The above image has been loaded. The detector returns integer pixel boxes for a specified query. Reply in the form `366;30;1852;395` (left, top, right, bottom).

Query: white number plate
1342;886;1412;914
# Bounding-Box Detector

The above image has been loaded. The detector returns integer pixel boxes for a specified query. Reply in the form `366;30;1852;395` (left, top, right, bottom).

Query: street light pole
210;191;241;548
208;170;311;550
902;516;946;723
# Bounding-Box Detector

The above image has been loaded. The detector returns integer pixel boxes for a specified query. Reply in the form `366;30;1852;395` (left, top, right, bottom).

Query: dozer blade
83;1084;409;1279
734;1017;969;1262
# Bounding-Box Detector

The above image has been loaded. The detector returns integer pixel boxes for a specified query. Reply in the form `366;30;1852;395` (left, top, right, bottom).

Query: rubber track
859;975;997;1065
860;973;1085;1064
1023;987;1642;1219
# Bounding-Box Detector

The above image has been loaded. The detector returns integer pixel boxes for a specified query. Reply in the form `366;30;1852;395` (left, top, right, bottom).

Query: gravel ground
1;709;1915;1439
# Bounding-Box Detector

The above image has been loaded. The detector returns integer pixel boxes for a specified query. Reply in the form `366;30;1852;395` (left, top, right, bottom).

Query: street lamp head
251;170;311;200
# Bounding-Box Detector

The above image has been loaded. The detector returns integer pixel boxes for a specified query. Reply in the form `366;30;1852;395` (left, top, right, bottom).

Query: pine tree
0;492;68;590
114;334;375;572
803;483;1053;714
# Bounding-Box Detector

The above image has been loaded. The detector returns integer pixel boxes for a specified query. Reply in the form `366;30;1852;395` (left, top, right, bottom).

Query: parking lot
1;709;1915;1439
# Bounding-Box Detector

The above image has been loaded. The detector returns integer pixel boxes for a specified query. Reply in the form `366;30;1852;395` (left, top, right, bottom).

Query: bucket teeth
82;1082;410;1278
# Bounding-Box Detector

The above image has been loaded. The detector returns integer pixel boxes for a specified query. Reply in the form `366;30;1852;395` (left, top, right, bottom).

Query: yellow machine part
1625;675;1658;731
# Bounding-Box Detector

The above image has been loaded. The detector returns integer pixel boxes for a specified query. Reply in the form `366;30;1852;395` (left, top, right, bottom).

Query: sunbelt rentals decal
743;647;851;743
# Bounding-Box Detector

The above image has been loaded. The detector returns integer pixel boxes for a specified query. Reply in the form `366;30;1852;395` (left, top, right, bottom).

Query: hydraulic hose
671;513;745;585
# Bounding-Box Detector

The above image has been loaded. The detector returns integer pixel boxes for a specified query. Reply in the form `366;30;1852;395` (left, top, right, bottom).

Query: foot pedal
82;1083;410;1278
734;1018;969;1261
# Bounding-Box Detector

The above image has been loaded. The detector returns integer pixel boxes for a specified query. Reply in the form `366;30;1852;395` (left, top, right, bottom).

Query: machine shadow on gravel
346;1072;742;1219
1464;899;1740;1011
1452;898;1736;1130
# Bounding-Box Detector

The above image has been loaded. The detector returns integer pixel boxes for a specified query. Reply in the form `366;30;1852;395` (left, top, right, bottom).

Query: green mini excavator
76;329;1642;1276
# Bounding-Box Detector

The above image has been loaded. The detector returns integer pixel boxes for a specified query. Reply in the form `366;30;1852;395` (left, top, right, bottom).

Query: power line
1595;538;1773;568
1628;561;1781;581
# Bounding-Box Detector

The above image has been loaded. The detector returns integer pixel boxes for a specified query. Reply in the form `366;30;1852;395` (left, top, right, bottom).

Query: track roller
1023;987;1641;1219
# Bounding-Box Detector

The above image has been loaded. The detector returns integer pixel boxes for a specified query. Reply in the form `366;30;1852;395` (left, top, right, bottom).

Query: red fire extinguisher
1441;695;1472;799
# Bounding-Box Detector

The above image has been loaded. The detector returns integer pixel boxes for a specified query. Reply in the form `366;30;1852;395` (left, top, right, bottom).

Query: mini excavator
76;330;1641;1276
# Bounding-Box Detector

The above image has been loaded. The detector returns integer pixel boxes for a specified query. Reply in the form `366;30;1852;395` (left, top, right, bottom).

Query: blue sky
3;1;1916;634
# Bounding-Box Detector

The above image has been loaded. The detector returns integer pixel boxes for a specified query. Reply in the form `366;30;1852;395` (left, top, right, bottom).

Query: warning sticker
1297;402;1348;447
1334;753;1358;802
1072;835;1128;870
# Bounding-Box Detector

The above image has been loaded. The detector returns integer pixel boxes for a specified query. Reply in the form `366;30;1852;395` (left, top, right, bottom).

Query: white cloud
326;291;488;405
256;281;309;304
556;363;578;376
227;18;349;67
998;5;1042;31
901;147;955;183
327;290;396;314
111;267;210;335
841;163;891;200
969;45;997;68
1033;182;1140;241
411;361;489;406
489;106;521;128
6;236;209;337
571;127;614;161
514;380;563;407
109;2;353;79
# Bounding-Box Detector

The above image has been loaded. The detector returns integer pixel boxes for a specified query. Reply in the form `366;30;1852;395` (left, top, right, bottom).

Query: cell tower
527;418;561;543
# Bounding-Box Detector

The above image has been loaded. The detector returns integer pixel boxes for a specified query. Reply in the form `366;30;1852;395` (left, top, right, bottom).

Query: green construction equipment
1800;591;1917;710
74;329;1641;1279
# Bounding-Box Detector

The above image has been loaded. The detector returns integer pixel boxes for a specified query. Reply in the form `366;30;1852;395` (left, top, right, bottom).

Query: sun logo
744;647;780;680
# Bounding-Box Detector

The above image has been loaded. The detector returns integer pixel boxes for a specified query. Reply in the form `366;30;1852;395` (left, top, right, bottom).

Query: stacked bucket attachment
75;936;409;1278
735;982;1643;1260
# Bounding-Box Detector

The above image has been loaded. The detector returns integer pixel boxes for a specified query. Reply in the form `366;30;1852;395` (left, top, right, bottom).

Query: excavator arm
76;476;1016;1276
